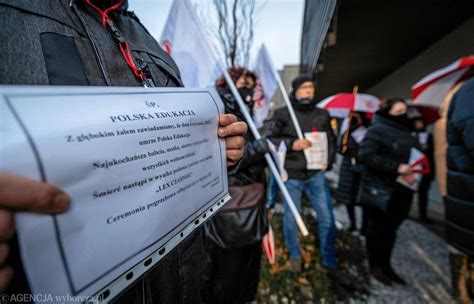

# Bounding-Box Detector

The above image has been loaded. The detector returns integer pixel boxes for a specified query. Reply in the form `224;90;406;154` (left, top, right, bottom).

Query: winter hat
291;74;313;92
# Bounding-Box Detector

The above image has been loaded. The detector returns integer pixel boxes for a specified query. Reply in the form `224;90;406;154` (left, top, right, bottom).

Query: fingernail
53;193;70;212
218;128;226;137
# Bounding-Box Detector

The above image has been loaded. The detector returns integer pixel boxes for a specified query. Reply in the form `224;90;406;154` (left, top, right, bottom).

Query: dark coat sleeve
237;138;270;169
264;108;297;152
447;79;474;172
358;127;400;176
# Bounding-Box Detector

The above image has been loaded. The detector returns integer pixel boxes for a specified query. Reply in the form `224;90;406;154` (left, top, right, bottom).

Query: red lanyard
83;0;149;86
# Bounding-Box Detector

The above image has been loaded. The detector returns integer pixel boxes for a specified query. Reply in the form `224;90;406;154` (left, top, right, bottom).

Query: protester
445;78;474;303
0;1;247;302
203;67;269;303
336;111;368;234
266;75;345;283
358;98;420;285
413;117;435;223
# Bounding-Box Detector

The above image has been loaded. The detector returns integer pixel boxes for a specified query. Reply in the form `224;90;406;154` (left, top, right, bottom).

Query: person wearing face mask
358;98;421;285
265;75;342;282
203;67;270;303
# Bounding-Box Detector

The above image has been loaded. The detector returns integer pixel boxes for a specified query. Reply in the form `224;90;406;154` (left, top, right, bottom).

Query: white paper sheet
418;132;429;146
303;131;328;170
396;148;425;191
0;86;230;302
268;140;288;181
351;126;368;144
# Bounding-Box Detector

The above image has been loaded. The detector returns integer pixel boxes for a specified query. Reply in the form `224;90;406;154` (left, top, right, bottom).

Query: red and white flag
262;224;276;264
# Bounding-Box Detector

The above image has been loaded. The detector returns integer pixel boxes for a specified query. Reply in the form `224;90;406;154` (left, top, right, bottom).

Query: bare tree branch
202;0;259;68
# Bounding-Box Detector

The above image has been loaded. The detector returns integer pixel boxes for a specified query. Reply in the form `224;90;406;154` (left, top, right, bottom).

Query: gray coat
0;1;206;303
0;0;182;87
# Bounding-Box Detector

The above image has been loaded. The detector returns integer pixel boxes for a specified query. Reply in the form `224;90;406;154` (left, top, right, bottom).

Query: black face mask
238;88;254;105
389;113;411;127
293;98;316;110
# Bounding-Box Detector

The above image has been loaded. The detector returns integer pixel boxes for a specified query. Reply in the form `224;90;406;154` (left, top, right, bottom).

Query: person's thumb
0;173;70;214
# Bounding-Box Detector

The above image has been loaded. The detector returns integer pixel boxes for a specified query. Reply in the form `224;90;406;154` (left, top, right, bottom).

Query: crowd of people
0;1;473;303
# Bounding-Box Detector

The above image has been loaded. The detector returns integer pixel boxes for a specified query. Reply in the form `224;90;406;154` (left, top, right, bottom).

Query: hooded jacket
265;97;336;180
0;1;206;303
446;78;474;255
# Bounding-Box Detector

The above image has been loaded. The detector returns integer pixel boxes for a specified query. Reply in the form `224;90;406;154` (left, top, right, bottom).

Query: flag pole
170;3;308;236
261;44;304;140
220;62;309;237
341;85;359;153
273;68;305;139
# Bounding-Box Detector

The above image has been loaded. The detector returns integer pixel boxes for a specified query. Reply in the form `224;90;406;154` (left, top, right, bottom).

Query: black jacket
0;1;205;303
359;114;420;189
265;104;337;180
336;127;363;205
446;78;474;255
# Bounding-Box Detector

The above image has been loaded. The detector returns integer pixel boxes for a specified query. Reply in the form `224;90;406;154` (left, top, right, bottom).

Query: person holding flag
204;67;270;303
265;75;340;278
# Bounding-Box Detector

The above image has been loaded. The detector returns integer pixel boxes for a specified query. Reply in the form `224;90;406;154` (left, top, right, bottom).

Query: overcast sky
128;0;305;70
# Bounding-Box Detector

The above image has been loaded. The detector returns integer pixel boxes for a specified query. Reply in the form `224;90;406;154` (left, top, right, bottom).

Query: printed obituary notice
303;131;328;170
0;86;230;302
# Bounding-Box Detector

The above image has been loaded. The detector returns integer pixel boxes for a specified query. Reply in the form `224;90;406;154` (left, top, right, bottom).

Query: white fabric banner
160;0;221;88
253;44;279;128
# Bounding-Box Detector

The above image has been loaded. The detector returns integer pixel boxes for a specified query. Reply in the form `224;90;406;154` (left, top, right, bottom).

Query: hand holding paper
292;138;312;151
0;173;70;292
0;86;230;301
218;114;247;166
396;148;431;191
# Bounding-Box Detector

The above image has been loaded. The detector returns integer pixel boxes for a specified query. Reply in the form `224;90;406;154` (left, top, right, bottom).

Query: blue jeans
283;171;337;269
266;174;279;208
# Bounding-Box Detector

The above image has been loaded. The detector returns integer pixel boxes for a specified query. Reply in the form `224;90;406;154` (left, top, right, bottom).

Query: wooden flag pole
341;85;358;154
